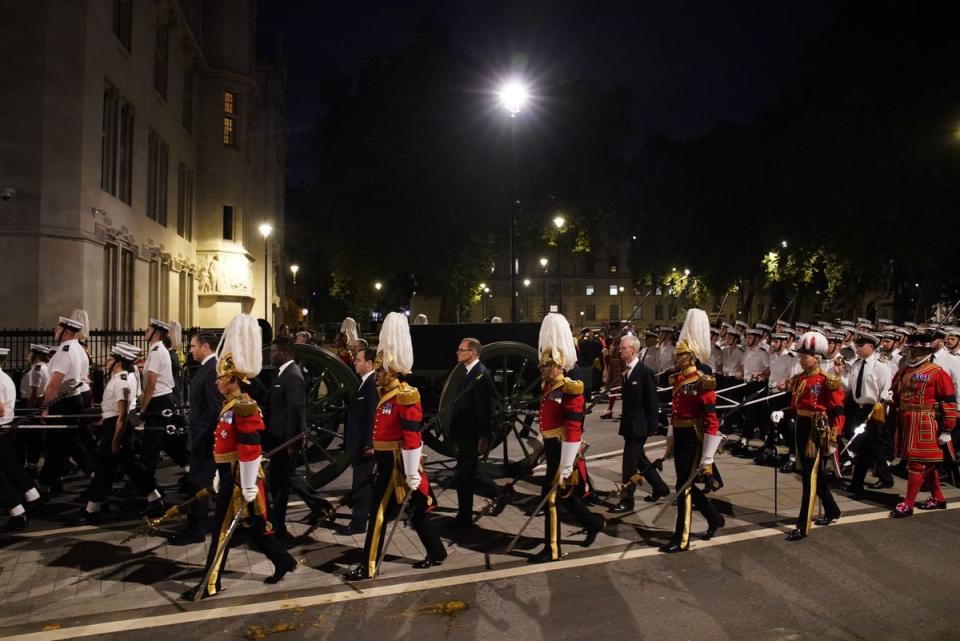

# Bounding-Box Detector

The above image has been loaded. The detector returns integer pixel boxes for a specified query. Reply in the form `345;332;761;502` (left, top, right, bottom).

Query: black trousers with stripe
541;438;603;560
670;428;723;549
795;416;839;536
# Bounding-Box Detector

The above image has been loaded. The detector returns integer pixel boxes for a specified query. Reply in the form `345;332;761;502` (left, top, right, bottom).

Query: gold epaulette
699;374;716;390
668;372;679;385
397;383;421;405
563;378;584;395
234;398;260;417
824;373;841;390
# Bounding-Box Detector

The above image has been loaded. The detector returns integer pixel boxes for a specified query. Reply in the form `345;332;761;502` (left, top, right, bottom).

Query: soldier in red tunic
528;313;605;564
889;331;957;517
180;315;295;601
343;312;446;581
661;309;725;553
783;331;845;541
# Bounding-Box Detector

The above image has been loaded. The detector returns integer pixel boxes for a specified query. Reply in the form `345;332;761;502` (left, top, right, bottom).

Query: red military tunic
214;391;264;464
788;367;845;453
669;367;719;434
539;376;585;442
372;379;430;497
891;362;957;462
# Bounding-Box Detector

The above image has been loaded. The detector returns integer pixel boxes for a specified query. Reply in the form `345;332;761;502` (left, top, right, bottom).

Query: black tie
855;360;865;399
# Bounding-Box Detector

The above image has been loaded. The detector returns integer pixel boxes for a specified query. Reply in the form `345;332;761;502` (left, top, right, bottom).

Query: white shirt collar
360;370;375;385
625;357;639;371
278;360;294;376
464;358;480;375
201;353;216;366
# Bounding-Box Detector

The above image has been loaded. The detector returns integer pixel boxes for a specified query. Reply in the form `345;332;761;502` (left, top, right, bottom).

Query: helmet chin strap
907;352;933;367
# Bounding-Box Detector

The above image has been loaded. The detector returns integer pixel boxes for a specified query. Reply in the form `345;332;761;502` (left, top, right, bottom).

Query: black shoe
446;517;473;530
63;509;100;526
916;498;947;511
412;555;445;570
2;514;28;532
334;523;366;535
179;584;220;601
526;548;559;564
868;480;894;489
779;459;797;474
488;487;515;517
814;513;840;527
167;530;205;546
583;518;606;547
698;518;725;540
264;557;297;584
890;503;913;518
785;528;805;541
658;542;685;553
608;498;635;513
342;566;373;582
643;491;668;504
142;499;165;518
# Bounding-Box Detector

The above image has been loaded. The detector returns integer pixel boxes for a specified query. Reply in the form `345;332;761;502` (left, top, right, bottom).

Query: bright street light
684;268;690;276
374;282;382;292
781;240;788;248
258;222;273;239
479;282;487;290
290;264;299;284
523;279;531;287
498;80;529;116
539;257;548;268
258;221;273;323
301;308;308;317
553;215;566;230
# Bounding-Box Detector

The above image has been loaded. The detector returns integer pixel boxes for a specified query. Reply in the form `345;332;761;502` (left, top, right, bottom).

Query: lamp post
539;258;548;315
499;79;528;322
553;215;566;314
618;285;625;321
258;222;273;323
290;264;299;285
522;278;531;320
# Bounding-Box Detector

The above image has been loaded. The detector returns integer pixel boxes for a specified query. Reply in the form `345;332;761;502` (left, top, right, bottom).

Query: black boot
526;547;560;564
342;565;374;582
608;495;635;513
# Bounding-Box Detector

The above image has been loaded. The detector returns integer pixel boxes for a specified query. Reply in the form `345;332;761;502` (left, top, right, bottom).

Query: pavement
1;410;958;641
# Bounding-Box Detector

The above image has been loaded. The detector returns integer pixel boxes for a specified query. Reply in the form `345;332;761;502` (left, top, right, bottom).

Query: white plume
538;313;577;371
413;313;429;325
678;308;712;365
378;312;414;374
168;320;183;350
70;309;90;341
340;317;359;343
216;314;262;378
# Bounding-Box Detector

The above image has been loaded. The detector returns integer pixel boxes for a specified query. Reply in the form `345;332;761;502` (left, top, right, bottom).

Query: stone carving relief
197;252;253;297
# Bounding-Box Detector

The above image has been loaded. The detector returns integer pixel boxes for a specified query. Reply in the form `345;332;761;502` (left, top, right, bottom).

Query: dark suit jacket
188;356;223;452
344;373;377;460
449;362;493;448
265;361;307;442
618;361;660;439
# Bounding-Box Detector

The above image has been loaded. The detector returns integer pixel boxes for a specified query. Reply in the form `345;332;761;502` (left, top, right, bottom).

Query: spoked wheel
425;341;543;477
260;344;358;489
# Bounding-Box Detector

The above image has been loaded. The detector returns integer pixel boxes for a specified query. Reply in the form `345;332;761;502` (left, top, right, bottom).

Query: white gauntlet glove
559;441;580;481
212;470;220;494
770;410;784;425
881;390;894;403
239;457;261;503
699;433;722;471
940;433;953;445
664;425;675;459
401;446;423;491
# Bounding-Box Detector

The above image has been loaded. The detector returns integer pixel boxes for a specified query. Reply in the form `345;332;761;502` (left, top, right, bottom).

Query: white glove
940;433;953;445
401;446;423;491
239;457;261;503
881;390;893;403
559;440;580;481
212;470;220;494
664;425;674;459
700;432;723;470
770;410;784;424
853;424;866;436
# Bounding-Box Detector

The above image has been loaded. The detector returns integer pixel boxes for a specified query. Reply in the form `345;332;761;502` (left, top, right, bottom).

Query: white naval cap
57;316;84;331
148;318;173;332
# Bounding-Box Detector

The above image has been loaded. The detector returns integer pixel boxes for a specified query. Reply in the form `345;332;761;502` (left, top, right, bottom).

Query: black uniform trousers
795;416;840;536
262;434;293;536
0;432;35;509
39;394;95;484
541;437;603;561
670;428;723;549
849;404;893;490
87;417;158;502
348;456;375;529
185;445;215;535
199;462;293;596
361;450;445;576
621;435;670;498
139;395;189;476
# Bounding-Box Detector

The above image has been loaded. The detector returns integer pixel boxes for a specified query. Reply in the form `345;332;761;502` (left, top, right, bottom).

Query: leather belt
373;440;401;451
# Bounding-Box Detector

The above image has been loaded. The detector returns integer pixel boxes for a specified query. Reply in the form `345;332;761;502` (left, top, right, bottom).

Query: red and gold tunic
539;377;585;442
891;362;957;462
372;378;430;497
214;391;264;464
669;367;719;434
788;367;845;454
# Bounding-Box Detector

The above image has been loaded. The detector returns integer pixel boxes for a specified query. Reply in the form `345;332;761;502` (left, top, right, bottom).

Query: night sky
257;1;835;186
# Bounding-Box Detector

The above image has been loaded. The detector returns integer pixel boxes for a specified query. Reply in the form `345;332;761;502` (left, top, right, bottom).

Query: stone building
0;0;285;329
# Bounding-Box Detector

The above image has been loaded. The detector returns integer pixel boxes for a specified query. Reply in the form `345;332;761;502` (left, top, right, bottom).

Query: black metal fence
0;328;189;372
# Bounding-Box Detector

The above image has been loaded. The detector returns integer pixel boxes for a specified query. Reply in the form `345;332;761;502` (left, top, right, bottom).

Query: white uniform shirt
101;371;138;419
934;348;960;394
0;368;15;425
743;344;770;380
847;353;892;405
144;342;174;397
46;339;90;396
711;343;724;373
721;345;744;378
21;362;48;399
768;350;801;390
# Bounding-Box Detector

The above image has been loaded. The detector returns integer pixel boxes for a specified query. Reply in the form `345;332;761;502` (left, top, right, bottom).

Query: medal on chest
381;401;394;416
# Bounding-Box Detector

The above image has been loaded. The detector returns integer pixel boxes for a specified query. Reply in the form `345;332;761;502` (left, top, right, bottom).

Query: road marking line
6;503;955;641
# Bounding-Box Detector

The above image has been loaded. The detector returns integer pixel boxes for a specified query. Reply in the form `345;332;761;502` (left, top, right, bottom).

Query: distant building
0;0;285;329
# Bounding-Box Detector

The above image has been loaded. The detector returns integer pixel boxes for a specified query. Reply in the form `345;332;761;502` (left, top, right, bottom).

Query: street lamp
499;79;529;323
619;285;625;320
553;215;566;314
374;281;382;292
290;264;299;284
539;257;548;317
258;222;273;323
522;278;532;320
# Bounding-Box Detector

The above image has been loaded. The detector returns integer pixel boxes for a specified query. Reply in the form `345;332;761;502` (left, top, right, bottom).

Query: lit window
585;285;594;296
223;117;236;146
224;91;236;114
609;285;619;296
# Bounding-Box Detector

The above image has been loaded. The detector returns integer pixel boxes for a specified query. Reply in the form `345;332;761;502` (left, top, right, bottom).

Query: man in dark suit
337;347;378;535
611;334;670;513
263;336;307;540
169;331;222;545
448;337;493;527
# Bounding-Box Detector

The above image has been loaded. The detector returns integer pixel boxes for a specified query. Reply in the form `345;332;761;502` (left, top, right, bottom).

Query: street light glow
374;281;382;291
301;308;308;317
479;282;487;290
290;264;299;275
499;80;528;116
781;240;788;248
539;257;548;268
258;222;273;238
684;268;690;276
619;286;625;293
553;215;566;230
523;278;531;287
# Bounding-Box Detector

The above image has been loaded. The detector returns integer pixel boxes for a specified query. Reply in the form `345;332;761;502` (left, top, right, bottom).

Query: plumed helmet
795;331;828;356
377;311;414;374
70;309;90;342
339;317;359;343
216;314;263;382
676;308;712;364
538;313;577;371
168;320;183;350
